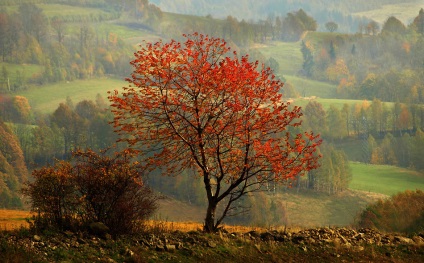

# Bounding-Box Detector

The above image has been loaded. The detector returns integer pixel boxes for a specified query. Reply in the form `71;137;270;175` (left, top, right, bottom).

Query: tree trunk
204;200;217;232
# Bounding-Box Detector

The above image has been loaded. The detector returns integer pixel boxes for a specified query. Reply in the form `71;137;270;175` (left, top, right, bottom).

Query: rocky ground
1;226;424;262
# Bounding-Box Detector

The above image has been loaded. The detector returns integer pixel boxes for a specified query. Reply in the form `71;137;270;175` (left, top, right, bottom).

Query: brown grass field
0;210;33;231
0;209;271;233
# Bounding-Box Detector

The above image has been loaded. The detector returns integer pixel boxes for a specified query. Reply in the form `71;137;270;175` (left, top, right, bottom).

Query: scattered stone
33;235;41;242
412;236;424;246
207;241;217;248
175;242;183;249
156;244;165;251
125;248;135;257
254;244;261;253
77;237;87;244
395;236;414;244
248;230;260;238
165;244;176;251
260;232;275;241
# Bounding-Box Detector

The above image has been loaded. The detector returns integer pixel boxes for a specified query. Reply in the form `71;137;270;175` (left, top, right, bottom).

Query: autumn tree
18;3;47;43
109;33;321;232
301;40;314;77
366;20;380;35
325;21;338;32
303;101;327;134
0;121;27;208
381;16;406;35
307;143;351;194
411;8;424;34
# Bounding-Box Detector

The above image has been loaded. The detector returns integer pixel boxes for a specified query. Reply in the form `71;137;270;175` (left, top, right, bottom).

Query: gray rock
394;236;414;244
207;241;217;248
33;235;41;242
156;244;165;251
412;236;424;245
165;244;176;251
124;248;135;257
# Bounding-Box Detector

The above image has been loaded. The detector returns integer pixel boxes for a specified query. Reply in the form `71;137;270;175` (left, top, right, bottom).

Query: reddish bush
23;148;160;235
356;190;424;234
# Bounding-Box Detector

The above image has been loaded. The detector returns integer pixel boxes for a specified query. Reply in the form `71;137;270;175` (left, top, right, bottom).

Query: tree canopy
109;33;321;232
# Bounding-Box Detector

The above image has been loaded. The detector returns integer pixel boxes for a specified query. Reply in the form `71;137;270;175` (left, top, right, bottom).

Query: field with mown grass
353;1;424;24
16;77;125;114
349;162;424;196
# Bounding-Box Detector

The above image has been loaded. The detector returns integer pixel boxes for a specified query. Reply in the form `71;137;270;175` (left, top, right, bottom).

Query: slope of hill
149;0;422;31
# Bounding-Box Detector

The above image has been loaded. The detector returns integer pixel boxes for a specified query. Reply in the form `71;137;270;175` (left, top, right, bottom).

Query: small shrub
356;189;424;234
22;148;160;236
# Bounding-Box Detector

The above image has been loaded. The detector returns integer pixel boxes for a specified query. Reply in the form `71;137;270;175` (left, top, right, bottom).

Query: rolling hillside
149;0;423;31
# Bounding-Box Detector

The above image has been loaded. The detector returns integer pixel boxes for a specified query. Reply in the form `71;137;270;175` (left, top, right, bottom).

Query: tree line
300;9;424;104
302;99;424;170
0;2;139;92
2;94;116;165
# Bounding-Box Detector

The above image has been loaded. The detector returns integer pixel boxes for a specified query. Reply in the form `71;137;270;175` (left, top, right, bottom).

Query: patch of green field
292;98;374;111
255;41;338;98
0;63;43;81
303;31;354;46
16;77;126;114
349;162;424;196
256;41;303;76
353;2;424;24
285;75;337;98
95;23;154;42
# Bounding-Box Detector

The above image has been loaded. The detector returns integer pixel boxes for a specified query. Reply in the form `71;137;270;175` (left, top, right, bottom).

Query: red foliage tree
109;33;321;232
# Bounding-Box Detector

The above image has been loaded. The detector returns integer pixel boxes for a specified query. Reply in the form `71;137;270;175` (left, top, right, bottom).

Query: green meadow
16;78;125;114
349;162;424;196
255;41;303;76
0;63;43;81
256;39;338;99
285;75;336;98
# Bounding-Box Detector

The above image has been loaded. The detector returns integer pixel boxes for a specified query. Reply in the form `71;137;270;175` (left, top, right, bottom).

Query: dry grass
143;219;303;234
0;209;302;234
1;209;267;233
144;220;263;233
0;210;33;231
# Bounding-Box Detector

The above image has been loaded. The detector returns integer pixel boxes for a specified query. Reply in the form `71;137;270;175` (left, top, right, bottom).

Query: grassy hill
16;78;125;114
353;1;424;24
349;162;424;196
254;39;338;99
